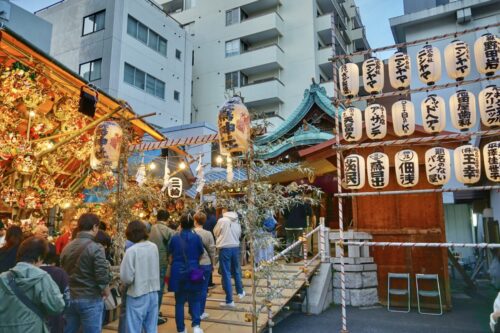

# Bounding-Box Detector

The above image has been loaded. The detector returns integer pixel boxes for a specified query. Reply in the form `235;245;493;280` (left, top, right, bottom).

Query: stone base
333;271;378;289
332;257;374;264
333;287;379;307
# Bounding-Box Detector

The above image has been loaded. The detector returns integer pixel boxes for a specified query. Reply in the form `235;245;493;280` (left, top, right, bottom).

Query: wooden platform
104;259;320;333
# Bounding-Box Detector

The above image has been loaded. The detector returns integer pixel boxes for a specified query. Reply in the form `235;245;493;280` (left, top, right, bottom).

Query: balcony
350;26;370;51
226;11;284;43
240;77;284;108
240;0;281;16
316;45;331;66
226;44;284;75
316;14;348;53
319;80;334;96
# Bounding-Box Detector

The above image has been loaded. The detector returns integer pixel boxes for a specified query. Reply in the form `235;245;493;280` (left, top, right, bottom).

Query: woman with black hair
168;212;204;333
0;225;23;273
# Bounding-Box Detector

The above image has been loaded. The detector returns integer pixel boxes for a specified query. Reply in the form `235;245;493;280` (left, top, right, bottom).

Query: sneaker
220;301;236;308
238;291;246;300
177;330;186;333
157;317;167;325
200;312;209;320
193;326;204;333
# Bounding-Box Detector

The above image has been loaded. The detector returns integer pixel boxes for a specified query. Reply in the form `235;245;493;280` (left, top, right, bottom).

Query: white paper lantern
454;145;481;184
339;63;359;98
366;152;390;189
474;33;500;77
343;154;365;189
365;104;387;140
392;99;415;137
444;40;471;81
218;96;251;157
388;52;411;90
478;85;500;127
449;90;477;131
484;141;500;182
395;149;419;187
362;57;384;95
421;94;446;134
341;106;363;142
417;44;442;86
425;147;451;186
167;177;183;198
90;121;123;170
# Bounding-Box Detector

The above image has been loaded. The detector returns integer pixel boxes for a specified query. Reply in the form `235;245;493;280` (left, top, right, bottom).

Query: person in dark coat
283;197;312;261
203;206;217;288
0;225;23;273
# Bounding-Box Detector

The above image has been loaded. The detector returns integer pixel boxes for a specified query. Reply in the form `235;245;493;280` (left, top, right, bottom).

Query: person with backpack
60;213;111;333
0;236;65;333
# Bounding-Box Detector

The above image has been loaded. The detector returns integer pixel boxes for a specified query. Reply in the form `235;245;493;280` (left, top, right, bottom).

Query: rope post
267;274;274;333
319;217;326;262
302;231;310;314
331;11;348;333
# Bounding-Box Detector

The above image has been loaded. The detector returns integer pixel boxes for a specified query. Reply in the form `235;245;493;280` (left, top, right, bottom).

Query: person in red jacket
55;219;77;255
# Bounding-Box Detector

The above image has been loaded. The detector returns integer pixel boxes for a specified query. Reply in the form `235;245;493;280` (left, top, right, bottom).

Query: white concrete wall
6;3;52;53
491;190;500;224
36;0;192;128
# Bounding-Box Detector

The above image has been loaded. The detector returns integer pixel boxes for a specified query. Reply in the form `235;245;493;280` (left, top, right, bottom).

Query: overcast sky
13;0;404;59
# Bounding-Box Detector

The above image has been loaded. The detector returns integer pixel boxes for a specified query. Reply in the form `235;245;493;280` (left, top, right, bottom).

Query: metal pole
331;11;348;333
335;185;500;198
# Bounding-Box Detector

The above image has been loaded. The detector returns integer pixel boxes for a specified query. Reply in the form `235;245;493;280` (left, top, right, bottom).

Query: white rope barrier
335;185;500;198
343;241;500;249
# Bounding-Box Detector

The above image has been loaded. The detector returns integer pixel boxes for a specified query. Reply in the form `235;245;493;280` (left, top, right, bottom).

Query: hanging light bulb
29;111;36;118
179;161;187;170
216;155;223;165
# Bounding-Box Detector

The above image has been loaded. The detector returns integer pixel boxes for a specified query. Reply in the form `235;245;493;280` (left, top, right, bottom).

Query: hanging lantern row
341;85;499;142
338;33;499;96
343;142;500;190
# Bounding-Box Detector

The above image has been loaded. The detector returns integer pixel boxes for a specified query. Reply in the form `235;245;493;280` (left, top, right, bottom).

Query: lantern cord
336;74;500;104
342;241;500;249
335;129;500;151
334;185;500;198
330;22;500;62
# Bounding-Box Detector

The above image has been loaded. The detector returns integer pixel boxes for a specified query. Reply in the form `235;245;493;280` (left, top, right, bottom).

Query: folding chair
387;273;410;313
415;274;443;315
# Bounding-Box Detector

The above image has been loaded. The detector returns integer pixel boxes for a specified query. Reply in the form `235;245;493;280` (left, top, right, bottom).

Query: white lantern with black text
449;90;476;131
339;63;359;98
343;154;365;190
341;106;363;142
388;52;411;90
367;152;390;189
395;150;419;187
392;99;415;137
421;94;446;133
417;45;442;86
362;57;384;94
444;40;471;81
167;177;183;198
365;104;387;140
484;141;500;182
474;33;500;77
454;145;481;184
478;85;500;127
425;147;451;186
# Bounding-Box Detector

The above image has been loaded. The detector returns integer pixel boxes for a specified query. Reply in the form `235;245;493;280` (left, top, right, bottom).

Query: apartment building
159;0;369;125
36;0;193;128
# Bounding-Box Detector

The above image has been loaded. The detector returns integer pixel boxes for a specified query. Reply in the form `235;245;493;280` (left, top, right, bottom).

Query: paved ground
273;282;497;333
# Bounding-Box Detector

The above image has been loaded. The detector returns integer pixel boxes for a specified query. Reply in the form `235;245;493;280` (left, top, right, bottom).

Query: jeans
64;298;104;333
118;287;128;333
126;292;158;333
219;247;244;304
175;290;201;332
158;266;167;313
200;264;212;314
285;228;304;259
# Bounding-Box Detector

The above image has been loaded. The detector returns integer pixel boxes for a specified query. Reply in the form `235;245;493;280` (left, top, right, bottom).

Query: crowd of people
0;204;250;333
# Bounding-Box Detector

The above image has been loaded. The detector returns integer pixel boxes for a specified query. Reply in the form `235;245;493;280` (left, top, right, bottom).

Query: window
225;71;247;89
79;59;102;81
127;15;167;56
124;63;165;99
174;90;180;101
225;39;242;57
82;10;105;35
185;0;197;9
225;8;240;26
175;49;182;60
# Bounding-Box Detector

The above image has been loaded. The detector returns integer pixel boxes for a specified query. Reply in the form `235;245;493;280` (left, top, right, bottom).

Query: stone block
349;288;379;307
362;271;378;288
332;257;374;264
363;263;378;271
347;245;360;258
333;272;362;289
333;288;351;305
334;264;364;272
360;245;370;258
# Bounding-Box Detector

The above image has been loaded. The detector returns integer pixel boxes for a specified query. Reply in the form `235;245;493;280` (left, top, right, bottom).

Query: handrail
242;77;285;87
245;43;284;54
241;10;284;23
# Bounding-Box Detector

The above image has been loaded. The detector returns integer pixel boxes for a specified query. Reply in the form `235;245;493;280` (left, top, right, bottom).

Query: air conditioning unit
456;7;472;24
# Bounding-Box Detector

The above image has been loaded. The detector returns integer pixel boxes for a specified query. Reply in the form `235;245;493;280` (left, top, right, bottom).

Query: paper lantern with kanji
218;96;251;157
444;40;471;81
478;85;500;127
395;150;419;187
425;147;451;186
449;90;476;131
343;154;365;190
392;99;415;137
454;145;481;184
388;52;411;90
168;177;183;198
341;106;363;142
339;63;359;98
417;45;442;86
474;33;500;77
365;104;387;140
366;152;389;189
362;57;384;95
483;141;500;182
90;121;123;170
421;94;446;134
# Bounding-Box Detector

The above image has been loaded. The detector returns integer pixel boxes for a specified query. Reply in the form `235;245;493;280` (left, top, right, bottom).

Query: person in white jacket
120;221;160;333
213;210;245;308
